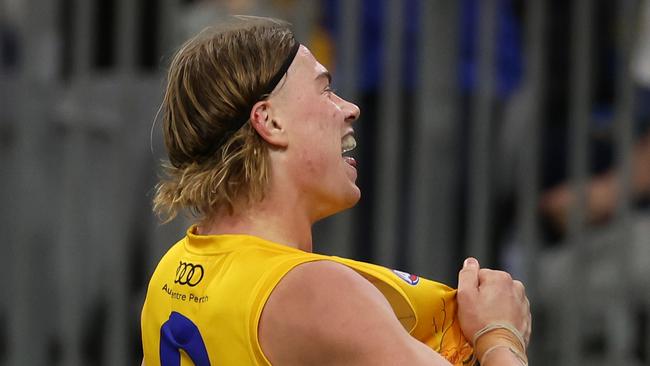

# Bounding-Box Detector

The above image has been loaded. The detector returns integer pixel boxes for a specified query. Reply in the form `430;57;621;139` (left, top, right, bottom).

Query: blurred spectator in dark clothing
533;0;650;240
492;0;650;260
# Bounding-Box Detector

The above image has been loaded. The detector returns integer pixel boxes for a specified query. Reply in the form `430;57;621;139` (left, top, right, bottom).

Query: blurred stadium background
1;0;650;364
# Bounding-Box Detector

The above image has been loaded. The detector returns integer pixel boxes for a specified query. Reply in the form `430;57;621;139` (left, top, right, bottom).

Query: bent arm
258;260;527;366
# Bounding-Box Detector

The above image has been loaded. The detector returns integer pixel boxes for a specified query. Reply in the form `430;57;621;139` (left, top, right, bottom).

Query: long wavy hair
153;17;298;223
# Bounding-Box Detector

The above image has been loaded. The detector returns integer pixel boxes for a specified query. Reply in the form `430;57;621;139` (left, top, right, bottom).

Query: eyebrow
315;71;332;84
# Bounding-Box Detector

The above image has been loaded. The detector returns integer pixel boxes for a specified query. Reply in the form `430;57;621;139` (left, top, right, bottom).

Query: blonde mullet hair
153;17;296;223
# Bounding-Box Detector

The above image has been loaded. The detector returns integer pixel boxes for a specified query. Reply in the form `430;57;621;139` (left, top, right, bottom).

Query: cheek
299;142;333;174
301;107;340;148
290;99;342;171
294;138;340;182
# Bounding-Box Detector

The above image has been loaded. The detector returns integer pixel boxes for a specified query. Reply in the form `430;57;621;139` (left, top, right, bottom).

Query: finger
513;280;524;290
458;257;480;299
522;317;532;347
513;280;526;299
477;268;505;282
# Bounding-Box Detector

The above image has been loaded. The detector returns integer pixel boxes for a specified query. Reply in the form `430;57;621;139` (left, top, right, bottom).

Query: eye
324;85;336;94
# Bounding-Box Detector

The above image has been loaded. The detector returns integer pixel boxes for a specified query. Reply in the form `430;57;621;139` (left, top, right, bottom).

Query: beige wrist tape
471;323;528;366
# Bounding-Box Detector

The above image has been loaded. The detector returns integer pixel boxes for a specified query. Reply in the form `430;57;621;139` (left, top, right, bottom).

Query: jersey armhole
330;257;418;332
247;254;328;365
247;255;419;365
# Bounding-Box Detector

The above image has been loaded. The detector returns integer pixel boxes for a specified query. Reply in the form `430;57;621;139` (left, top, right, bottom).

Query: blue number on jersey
160;311;211;366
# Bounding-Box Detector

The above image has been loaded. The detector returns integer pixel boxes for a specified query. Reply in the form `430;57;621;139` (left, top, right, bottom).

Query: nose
342;98;360;123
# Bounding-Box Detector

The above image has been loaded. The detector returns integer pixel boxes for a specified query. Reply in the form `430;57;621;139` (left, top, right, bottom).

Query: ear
249;100;288;148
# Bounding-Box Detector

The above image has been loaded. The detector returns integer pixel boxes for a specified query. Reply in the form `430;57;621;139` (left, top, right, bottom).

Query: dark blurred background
1;0;649;365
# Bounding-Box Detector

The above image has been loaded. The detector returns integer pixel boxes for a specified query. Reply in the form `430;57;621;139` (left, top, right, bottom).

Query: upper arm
258;260;451;366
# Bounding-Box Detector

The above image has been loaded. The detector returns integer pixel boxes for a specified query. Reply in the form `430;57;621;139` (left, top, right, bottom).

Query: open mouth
341;133;357;155
341;133;357;168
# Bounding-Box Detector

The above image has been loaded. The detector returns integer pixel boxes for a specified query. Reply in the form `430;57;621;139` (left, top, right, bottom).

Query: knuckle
513;280;526;292
478;268;492;275
500;271;513;281
492;270;512;282
457;288;468;300
456;288;473;303
477;268;492;280
479;268;513;282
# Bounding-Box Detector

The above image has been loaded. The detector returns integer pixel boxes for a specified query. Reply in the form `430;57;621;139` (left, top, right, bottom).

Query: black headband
259;41;300;100
197;41;300;162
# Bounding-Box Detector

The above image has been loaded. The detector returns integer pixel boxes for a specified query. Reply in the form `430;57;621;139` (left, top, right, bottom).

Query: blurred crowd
1;0;649;363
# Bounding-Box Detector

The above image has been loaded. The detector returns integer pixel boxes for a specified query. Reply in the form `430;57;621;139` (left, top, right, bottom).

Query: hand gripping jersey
141;227;475;366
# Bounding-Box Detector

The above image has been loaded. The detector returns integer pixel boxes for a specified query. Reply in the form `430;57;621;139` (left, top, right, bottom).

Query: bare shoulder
258;260;449;366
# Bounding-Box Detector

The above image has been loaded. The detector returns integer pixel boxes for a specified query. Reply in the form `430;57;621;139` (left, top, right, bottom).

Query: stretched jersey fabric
141;226;475;366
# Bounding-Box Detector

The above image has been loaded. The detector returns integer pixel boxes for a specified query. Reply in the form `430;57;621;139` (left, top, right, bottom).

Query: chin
316;188;361;221
341;186;362;210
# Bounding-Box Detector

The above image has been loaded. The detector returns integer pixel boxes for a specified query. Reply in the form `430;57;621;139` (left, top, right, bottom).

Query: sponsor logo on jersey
174;261;204;287
392;269;420;285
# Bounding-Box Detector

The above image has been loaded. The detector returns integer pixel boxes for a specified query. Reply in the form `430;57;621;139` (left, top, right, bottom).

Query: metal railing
1;0;648;364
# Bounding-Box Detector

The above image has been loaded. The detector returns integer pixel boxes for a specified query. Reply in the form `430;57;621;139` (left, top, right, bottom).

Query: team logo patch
392;269;419;285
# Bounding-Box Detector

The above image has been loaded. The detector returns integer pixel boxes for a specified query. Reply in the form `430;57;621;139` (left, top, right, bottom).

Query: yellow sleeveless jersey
141;226;475;366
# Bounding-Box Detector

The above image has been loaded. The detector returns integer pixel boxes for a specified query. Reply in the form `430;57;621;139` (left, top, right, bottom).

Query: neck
197;198;314;252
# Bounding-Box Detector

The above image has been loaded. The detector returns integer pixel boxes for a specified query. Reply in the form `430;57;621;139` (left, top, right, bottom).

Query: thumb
458;257;480;296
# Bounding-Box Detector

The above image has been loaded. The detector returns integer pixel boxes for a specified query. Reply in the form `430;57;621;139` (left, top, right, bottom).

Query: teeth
341;134;357;154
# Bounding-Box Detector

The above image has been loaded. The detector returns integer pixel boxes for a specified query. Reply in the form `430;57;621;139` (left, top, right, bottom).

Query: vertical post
56;118;87;366
0;0;6;73
72;0;93;78
116;0;138;73
611;0;638;229
8;0;60;364
609;0;639;362
101;1;140;364
374;0;404;268
101;100;132;366
562;0;593;365
518;0;545;362
466;0;498;263
148;0;185;273
103;0;141;365
407;0;459;282
56;0;96;364
612;0;638;231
